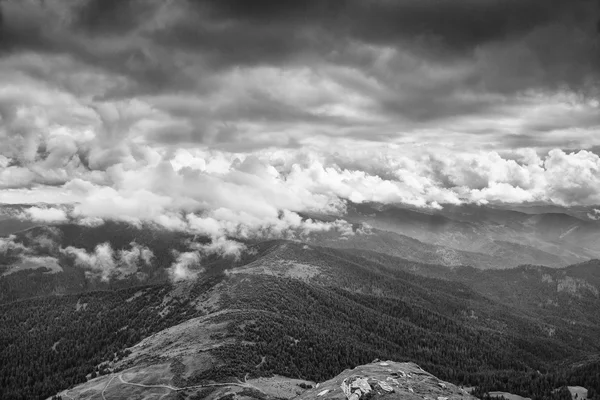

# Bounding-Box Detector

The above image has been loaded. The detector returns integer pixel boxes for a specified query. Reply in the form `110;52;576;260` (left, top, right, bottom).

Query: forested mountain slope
1;211;599;400
0;240;590;400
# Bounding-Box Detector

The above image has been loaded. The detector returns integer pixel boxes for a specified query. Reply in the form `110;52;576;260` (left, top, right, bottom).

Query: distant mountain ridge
337;202;600;267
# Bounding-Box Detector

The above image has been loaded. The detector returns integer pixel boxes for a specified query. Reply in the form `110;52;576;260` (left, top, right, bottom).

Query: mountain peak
297;361;476;400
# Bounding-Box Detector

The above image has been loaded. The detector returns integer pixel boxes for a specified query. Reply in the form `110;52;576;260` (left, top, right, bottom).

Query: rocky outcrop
297;361;477;400
50;357;475;400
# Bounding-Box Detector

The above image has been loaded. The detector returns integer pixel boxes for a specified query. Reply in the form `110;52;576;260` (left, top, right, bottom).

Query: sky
1;0;600;239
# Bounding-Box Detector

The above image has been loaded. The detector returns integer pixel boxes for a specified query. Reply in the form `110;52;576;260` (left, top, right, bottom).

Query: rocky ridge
49;360;477;400
297;361;476;400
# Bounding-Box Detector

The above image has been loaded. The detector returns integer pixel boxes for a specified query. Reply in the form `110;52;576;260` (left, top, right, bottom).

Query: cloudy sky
1;0;600;236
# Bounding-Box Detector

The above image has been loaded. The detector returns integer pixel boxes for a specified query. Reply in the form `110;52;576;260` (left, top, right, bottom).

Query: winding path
117;373;259;392
59;391;74;400
101;375;116;400
55;366;263;398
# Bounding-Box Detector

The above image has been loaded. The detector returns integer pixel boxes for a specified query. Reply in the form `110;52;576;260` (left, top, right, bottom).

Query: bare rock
295;361;478;400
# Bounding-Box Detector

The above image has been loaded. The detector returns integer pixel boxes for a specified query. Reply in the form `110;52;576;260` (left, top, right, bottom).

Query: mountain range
0;203;599;400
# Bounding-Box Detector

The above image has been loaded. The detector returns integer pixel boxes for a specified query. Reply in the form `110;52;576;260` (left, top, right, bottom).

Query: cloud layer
61;242;154;281
1;0;600;240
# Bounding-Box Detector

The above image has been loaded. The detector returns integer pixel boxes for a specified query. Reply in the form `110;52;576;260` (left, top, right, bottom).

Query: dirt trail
60;392;74;400
101;375;116;400
117;373;261;392
118;374;180;391
54;367;264;398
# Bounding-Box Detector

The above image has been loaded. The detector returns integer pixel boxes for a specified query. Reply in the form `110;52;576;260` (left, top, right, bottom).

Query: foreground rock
297;361;477;400
49;359;475;400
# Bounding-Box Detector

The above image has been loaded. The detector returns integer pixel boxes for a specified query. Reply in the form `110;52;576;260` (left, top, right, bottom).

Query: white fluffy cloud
2;64;600;239
543;149;600;205
168;251;202;282
588;209;600;221
5;145;600;244
20;207;69;223
62;243;116;282
0;235;28;255
62;242;154;282
167;237;248;283
118;243;154;274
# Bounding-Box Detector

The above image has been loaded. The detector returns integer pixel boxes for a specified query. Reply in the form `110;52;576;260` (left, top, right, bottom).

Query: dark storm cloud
196;0;572;52
4;0;597;79
0;0;57;52
117;1;600;126
73;0;146;35
0;1;198;98
0;0;599;146
75;0;575;49
171;0;598;68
